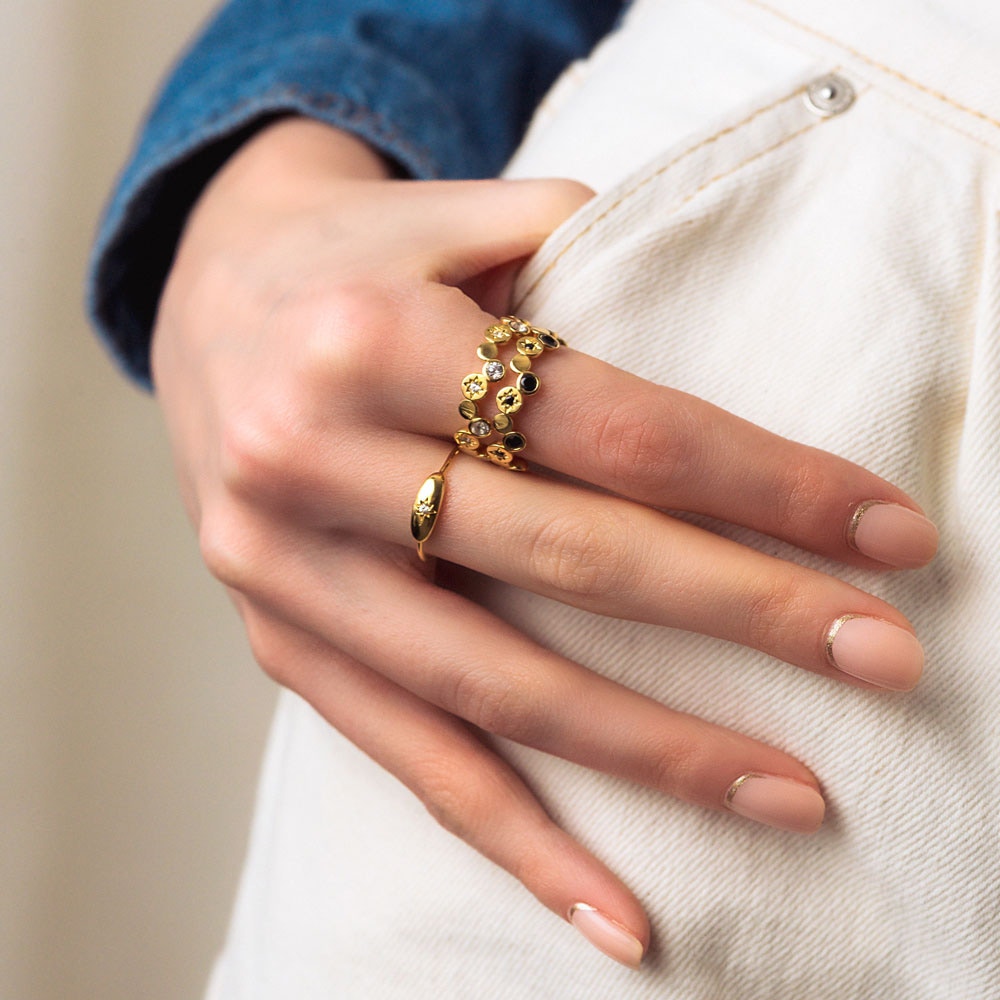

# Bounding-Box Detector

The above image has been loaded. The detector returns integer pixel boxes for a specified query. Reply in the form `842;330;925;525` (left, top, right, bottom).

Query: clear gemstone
486;324;511;343
462;374;487;399
470;419;491;437
484;360;505;381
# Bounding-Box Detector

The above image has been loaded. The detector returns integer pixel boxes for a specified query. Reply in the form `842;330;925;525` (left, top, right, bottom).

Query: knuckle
412;754;501;842
772;457;832;535
242;612;295;687
743;574;805;652
217;281;417;506
630;729;702;794
197;506;261;591
289;281;400;391
217;408;299;501
447;664;546;744
525;508;635;605
591;391;701;493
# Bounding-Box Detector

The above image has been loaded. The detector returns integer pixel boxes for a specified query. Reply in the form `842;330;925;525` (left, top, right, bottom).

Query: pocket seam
514;86;825;309
741;0;1000;134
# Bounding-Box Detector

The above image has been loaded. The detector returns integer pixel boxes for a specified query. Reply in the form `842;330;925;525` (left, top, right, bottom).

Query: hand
152;118;937;967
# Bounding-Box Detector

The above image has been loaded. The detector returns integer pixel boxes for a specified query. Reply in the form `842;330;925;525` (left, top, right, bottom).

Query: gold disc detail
496;386;523;414
486;444;514;467
485;323;512;344
461;373;488;400
515;335;544;357
501;315;531;335
454;430;480;451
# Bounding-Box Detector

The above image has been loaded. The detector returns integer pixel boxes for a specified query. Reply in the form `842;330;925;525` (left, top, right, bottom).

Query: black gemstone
503;433;526;452
518;373;539;394
538;332;559;349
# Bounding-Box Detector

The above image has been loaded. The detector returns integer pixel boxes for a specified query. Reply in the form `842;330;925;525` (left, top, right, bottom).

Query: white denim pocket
485;32;1000;999
510;70;991;485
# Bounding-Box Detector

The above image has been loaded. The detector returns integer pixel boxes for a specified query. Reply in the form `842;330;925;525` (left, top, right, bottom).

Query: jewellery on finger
455;315;563;471
411;446;461;561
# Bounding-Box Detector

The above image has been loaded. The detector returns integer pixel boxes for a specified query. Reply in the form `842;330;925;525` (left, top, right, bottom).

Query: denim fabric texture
86;0;623;388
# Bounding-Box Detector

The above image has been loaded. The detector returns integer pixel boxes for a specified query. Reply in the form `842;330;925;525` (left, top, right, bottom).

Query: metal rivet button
804;73;855;117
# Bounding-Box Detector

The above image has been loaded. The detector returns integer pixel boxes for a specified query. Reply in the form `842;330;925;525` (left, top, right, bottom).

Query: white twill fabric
208;1;1000;997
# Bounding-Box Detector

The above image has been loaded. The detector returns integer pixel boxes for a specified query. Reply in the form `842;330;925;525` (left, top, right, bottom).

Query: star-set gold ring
410;446;461;561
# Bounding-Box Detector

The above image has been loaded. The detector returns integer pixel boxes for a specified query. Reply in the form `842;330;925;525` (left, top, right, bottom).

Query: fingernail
569;904;644;969
826;614;924;690
724;774;826;833
848;501;938;568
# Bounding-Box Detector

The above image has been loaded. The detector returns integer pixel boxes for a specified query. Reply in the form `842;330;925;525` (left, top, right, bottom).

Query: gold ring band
454;314;563;472
410;446;461;561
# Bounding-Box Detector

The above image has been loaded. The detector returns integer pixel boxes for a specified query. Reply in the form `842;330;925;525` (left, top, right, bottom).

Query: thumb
414;177;595;285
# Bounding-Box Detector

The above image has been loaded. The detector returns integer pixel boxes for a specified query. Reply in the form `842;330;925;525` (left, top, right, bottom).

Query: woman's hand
151;118;937;967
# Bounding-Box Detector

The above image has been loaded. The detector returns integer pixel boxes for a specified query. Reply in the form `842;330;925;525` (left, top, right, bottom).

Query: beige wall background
1;2;276;997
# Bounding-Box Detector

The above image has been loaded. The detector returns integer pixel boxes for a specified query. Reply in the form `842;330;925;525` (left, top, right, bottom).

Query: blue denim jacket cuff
87;35;475;390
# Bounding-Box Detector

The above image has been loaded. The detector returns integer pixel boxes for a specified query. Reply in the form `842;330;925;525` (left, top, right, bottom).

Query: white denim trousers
210;1;1000;997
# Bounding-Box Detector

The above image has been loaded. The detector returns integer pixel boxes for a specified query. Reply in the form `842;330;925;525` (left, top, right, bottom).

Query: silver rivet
804;73;855;117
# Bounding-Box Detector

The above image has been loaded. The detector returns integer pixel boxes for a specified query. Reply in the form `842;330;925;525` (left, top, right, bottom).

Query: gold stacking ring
410;446;461;561
410;316;561;559
454;315;563;471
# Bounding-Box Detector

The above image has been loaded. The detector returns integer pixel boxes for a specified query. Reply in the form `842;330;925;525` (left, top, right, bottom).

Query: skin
151;117;934;958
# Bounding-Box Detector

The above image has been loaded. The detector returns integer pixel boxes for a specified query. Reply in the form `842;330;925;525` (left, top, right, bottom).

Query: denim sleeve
87;0;623;388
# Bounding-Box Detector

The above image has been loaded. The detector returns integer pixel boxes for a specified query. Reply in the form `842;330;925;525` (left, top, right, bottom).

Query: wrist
194;116;394;222
236;116;395;182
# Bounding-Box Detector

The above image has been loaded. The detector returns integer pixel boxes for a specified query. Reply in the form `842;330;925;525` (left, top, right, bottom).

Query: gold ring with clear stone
455;315;562;472
410;446;461;561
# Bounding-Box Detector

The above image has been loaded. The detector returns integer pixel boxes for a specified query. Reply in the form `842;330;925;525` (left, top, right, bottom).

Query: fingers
241;601;650;968
286;433;924;690
180;167;936;573
217;527;827;832
384;177;597;284
363;296;937;571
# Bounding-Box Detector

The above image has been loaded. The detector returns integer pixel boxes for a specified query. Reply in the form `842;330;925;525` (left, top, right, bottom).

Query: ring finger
323;432;925;691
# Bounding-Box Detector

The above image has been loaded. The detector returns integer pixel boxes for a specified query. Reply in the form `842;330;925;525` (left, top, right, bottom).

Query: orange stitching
865;77;1000;156
741;0;1000;131
515;93;819;307
664;120;820;216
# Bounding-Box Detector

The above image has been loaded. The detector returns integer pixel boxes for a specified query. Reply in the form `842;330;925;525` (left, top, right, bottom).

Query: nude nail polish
568;904;644;969
826;614;924;690
724;774;826;833
848;501;938;568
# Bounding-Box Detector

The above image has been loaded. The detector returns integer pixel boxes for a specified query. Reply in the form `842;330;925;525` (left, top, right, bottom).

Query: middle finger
366;302;937;571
